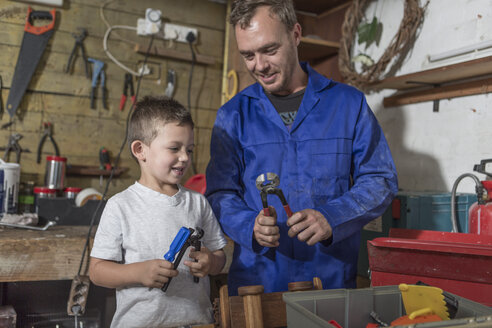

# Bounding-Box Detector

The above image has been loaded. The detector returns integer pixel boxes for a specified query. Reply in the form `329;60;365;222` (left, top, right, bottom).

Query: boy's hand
138;259;178;288
184;247;214;277
253;206;280;247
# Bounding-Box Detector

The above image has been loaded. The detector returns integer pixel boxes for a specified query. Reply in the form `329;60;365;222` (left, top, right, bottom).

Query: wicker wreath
338;0;427;90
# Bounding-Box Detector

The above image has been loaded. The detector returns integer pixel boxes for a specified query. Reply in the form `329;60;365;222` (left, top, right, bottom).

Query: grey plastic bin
282;285;492;328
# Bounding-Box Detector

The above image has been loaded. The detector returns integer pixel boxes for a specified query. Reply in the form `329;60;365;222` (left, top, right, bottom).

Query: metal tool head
192;227;204;239
255;172;280;191
72;27;87;41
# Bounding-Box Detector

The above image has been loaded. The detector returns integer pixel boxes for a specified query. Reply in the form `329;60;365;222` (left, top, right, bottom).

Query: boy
89;96;227;328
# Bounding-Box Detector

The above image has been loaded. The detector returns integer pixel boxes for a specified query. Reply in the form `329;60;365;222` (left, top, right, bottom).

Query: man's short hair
230;0;297;31
128;96;194;153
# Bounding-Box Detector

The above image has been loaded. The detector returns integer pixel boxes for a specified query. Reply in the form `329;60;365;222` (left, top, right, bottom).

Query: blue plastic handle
163;227;191;262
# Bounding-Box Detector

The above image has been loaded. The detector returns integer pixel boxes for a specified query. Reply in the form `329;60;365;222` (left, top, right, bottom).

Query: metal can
44;156;67;190
63;187;82;199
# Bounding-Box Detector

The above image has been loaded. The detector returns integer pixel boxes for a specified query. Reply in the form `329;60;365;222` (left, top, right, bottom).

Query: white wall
359;0;492;193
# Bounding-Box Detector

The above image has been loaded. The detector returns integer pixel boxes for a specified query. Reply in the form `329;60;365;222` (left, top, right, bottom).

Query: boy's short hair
128;96;194;156
229;0;297;31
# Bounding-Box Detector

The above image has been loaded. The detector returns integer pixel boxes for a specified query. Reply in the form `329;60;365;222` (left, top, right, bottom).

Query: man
206;0;398;295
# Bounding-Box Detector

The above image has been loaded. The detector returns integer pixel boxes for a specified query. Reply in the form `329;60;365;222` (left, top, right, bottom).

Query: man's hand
254;206;280;247
287;209;332;246
137;259;178;289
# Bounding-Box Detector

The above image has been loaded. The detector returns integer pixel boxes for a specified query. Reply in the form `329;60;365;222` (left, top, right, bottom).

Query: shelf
299;36;339;62
374;56;492;91
374;56;492;107
294;0;350;16
66;165;128;177
135;43;217;65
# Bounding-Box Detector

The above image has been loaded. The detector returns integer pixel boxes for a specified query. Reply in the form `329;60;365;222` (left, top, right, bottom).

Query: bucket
0;159;20;215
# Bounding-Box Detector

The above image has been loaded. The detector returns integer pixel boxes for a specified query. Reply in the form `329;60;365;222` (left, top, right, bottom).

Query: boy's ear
131;140;146;162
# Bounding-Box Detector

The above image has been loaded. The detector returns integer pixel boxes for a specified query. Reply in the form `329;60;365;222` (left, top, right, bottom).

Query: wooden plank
0;225;95;282
135;43;218;66
375;56;492;90
383;77;492;107
229;292;287;328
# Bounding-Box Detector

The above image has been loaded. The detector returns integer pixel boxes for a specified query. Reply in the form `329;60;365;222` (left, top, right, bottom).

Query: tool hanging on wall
36;122;60;163
65;27;90;78
6;7;56;118
88;58;108;110
164;69;176;98
1;133;30;163
119;73;135;111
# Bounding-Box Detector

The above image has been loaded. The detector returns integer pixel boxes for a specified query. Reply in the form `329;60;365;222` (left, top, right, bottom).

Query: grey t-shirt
91;182;227;328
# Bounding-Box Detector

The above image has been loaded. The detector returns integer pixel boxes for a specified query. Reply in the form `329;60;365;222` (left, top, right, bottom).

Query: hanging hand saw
6;7;56;118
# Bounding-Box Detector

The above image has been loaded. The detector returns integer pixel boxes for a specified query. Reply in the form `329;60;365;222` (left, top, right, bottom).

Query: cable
76;35;155;276
186;32;198;175
103;25;142;76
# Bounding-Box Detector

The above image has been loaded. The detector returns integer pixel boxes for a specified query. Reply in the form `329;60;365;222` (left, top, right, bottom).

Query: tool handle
25;7;56;35
119;95;126;111
131;95;136;104
90;87;96;109
283;205;293;218
102;87;108;109
192;240;201;283
263;207;270;216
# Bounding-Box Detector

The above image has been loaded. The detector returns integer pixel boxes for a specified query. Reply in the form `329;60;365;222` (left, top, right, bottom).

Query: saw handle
25;7;56;35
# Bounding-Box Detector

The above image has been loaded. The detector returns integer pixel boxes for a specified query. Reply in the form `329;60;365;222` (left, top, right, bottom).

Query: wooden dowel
238;285;264;328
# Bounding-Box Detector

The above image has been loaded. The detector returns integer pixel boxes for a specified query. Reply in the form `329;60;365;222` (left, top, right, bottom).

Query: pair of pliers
37;122;60;163
65;28;90;78
256;172;293;217
119;73;135;111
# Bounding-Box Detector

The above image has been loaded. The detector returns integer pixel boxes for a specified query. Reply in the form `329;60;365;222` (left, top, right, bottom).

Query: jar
33;187;57;213
19;181;35;213
45;156;67;190
64;187;82;199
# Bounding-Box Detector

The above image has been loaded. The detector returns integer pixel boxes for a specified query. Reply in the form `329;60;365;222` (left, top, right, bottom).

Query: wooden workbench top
0;225;95;282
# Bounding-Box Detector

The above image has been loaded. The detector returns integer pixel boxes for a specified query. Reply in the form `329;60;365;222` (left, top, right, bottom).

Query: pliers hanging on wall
119;73;135;111
88;58;108;110
37;122;60;163
3;133;24;163
65;28;90;78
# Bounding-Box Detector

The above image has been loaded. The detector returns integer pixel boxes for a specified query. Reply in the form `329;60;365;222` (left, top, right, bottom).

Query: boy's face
138;122;194;195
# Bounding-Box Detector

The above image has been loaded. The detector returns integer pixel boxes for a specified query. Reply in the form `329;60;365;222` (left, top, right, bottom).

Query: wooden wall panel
0;0;226;195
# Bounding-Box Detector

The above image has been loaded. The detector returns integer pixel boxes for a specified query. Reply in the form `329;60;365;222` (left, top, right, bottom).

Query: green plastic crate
283;285;492;328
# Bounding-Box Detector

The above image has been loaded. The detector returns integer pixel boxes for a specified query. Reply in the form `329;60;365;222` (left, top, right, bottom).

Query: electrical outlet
163;23;198;43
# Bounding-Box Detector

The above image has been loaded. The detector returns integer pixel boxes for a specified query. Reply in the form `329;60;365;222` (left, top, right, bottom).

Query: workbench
0;225;94;282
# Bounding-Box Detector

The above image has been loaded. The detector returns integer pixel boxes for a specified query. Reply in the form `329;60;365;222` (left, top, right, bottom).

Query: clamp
255;172;293;217
119;73;135;111
88;58;108;110
37;122;60;163
65;28;90;78
162;226;204;292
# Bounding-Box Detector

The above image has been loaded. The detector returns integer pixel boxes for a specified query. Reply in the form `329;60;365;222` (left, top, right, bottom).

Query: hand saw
6;7;56;118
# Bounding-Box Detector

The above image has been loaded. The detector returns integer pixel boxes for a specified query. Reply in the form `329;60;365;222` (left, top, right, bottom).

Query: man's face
235;6;301;95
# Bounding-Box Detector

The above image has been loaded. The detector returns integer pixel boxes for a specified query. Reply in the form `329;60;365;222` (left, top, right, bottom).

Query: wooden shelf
135;43;217;65
374;56;492;90
66;165;128;177
294;0;350;16
299;36;339;62
374;56;492;107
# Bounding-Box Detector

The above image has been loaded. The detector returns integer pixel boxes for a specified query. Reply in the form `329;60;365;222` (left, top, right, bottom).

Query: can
45;156;67;190
63;187;82;199
0;159;20;215
33;187;57;213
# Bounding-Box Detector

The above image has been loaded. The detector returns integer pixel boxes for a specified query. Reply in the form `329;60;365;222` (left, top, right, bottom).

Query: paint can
75;188;102;207
0;159;20;215
45;155;67;190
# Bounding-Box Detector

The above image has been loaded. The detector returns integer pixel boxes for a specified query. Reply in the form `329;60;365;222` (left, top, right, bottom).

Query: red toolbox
368;228;492;306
